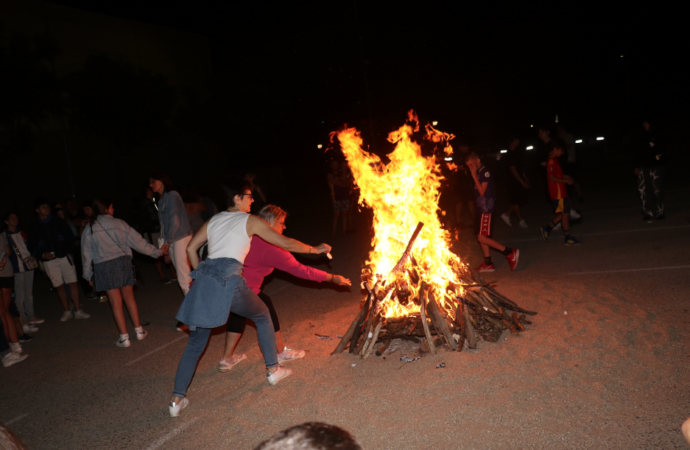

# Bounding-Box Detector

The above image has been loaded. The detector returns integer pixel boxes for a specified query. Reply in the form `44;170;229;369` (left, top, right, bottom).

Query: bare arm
549;173;574;185
470;172;489;196
510;166;529;187
186;222;208;270
246;215;331;254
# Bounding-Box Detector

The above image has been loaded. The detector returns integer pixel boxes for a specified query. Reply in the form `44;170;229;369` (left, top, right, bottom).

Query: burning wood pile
329;111;537;358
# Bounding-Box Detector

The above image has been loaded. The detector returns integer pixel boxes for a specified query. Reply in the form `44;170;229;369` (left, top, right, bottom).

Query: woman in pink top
219;205;351;372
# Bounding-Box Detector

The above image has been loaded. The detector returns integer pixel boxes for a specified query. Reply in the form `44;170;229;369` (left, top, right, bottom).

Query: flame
336;111;466;318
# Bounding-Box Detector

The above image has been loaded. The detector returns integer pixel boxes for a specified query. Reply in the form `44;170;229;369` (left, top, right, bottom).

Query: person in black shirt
500;137;530;228
634;120;666;221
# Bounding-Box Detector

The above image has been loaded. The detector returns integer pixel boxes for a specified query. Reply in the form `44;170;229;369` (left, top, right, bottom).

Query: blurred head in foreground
0;423;27;450
254;422;362;450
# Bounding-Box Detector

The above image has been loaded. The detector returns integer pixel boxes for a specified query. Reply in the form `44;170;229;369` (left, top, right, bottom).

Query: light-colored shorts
43;256;78;287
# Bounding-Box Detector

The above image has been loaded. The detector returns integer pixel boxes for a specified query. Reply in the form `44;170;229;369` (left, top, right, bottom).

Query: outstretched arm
246;215;331;255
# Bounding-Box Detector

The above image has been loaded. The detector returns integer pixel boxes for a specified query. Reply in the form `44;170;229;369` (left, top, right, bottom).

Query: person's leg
478;235;506;253
154;258;166;280
332;209;341;236
651;165;665;217
1;289;19;344
106;288;127;334
120;285;141;328
230;280;278;370
13;272;28;323
223;312;247;359
638;167;654;219
513;205;523;222
170;236;193;294
68;282;82;311
0;315;10;354
55;284;70;311
172;327;212;401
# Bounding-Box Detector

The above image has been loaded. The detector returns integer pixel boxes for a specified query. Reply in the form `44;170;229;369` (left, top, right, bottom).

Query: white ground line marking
568;265;690;275
125;335;187;366
5;413;29;426
144;418;199;450
503;225;690;243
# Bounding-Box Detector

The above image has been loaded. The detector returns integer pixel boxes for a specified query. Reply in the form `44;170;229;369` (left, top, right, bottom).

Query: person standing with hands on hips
149;172;192;331
169;181;333;418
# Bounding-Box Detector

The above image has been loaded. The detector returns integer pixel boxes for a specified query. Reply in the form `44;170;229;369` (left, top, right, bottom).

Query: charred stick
512;313;526;332
375;340;391;357
363;320;384;359
387;222;425;278
333;292;372;355
426;290;458;351
419;282;436;355
463;301;478;349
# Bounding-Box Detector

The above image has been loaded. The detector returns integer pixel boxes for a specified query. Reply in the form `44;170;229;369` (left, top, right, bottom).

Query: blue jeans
172;280;278;398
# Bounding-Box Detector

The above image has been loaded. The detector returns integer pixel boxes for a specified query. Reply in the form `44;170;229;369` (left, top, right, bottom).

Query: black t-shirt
503;149;524;184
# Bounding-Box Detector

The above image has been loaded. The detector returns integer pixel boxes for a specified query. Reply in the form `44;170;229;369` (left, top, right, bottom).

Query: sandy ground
2;182;690;449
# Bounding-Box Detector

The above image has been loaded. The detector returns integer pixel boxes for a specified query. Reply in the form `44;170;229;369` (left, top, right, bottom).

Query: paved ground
2;174;690;449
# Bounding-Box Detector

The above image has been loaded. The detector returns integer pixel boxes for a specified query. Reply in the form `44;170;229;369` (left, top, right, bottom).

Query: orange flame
336;111;465;318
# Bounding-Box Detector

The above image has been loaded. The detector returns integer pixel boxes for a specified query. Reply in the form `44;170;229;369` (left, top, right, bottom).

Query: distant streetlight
575;139;583;144
596;137;605;141
432;121;438;126
500;150;507;153
317;144;323;149
526;146;534;150
620;55;624;58
530;124;533;128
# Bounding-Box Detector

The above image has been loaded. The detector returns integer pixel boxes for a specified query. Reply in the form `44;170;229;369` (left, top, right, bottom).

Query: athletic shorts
43;256;78;287
552;197;572;214
0;276;14;289
333;199;350;212
474;213;493;237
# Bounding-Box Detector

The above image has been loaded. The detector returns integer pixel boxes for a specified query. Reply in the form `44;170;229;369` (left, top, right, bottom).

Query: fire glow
334;111;466;318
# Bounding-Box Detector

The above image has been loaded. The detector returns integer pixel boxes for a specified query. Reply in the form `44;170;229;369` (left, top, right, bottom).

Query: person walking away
169;181;332;417
82;199;165;347
3;213;43;330
149;172;192;331
140;187;176;284
634;119;666;222
27;199;89;321
557;124;583;202
500;137;530;228
464;152;519;272
539;140;581;245
0;232;23;354
220;205;351;372
454;141;476;230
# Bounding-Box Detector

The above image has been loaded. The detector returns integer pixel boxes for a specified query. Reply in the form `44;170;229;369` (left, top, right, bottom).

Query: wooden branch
512;313;526;332
387;222;424;278
426;290;459;351
463;300;478;349
362;320;384;359
419;282;436;355
332;292;371;355
375;340;391;357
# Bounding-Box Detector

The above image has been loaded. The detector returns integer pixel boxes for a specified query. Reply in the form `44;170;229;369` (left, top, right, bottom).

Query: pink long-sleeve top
243;236;329;294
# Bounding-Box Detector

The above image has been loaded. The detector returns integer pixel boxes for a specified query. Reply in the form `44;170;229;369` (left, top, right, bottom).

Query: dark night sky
46;1;688;156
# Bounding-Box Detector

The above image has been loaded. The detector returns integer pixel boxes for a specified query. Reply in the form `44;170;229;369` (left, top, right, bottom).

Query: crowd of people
0;171;353;422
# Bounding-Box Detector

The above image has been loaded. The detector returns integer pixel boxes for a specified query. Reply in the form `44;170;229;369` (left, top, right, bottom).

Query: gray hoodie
81;214;163;281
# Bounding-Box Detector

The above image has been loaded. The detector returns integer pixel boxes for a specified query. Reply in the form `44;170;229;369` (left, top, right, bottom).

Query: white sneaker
267;365;293;385
116;337;131;348
2;352;28;368
23;324;39;333
60;311;73;322
553;222;562;231
135;329;148;341
500;213;512;227
518;220;528;228
28;317;45;325
9;342;23;354
74;310;90;319
570;209;581;219
169;398;189;418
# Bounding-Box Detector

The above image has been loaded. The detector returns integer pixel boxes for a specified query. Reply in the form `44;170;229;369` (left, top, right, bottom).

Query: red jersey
547;156;567;200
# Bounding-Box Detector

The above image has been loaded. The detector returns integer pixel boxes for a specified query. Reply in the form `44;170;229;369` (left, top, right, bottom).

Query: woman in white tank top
168;181;332;418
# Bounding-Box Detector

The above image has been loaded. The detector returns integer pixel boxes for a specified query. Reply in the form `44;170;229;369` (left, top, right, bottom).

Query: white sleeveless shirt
206;211;252;263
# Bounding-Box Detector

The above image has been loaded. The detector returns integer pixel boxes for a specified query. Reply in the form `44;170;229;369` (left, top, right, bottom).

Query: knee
682;418;690;441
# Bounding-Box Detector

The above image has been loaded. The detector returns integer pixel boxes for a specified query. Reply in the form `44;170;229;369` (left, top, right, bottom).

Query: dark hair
180;187;202;204
254;422;361;450
33;197;50;210
150;171;175;192
464;151;479;162
222;180;251;208
537;124;552;133
89;198;112;234
549;137;566;152
2;212;15;224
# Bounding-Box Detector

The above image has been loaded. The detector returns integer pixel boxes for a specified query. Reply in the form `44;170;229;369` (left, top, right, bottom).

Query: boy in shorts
540;141;581;245
465;152;519;272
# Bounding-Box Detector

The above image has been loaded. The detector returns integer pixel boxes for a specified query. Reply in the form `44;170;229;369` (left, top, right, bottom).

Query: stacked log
332;222;537;358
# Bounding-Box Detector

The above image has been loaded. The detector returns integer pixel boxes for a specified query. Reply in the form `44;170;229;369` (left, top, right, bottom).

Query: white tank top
206;211;252;263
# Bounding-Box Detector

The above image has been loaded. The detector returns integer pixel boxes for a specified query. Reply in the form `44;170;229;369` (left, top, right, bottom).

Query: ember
331;111;537;358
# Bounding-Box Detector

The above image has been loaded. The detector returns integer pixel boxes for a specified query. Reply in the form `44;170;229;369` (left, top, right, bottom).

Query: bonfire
331;111;537;358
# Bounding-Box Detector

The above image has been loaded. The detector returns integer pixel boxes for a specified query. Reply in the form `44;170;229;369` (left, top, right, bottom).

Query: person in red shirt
218;205;351;372
540;140;581;245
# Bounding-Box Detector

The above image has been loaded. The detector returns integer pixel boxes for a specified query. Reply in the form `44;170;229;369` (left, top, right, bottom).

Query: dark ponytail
222;180;251;208
89;198;112;234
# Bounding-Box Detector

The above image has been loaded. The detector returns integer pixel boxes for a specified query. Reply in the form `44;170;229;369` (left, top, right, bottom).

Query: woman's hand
314;243;332;254
330;274;351;286
164;254;171;264
89;280;93;287
161;244;170;255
